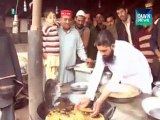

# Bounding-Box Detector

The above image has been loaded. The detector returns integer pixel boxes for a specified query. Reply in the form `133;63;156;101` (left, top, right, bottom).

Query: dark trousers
149;58;160;87
0;104;15;120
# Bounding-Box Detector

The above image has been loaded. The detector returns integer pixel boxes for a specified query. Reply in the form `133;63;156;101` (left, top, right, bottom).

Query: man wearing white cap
75;10;90;53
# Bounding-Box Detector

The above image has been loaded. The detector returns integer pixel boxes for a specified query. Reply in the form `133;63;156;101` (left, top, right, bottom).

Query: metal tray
70;82;88;91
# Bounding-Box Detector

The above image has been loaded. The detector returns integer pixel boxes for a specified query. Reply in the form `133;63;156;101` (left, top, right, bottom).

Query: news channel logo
136;8;152;26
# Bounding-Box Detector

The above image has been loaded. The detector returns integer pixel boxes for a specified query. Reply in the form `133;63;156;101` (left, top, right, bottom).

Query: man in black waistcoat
116;4;138;46
0;15;23;120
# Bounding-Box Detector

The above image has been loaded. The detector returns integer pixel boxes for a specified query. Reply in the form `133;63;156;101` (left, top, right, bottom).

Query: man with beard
75;10;90;51
76;30;153;117
85;12;98;60
95;13;106;32
105;14;118;40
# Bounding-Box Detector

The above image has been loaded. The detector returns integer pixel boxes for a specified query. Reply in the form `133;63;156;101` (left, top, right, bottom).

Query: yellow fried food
45;109;105;120
45;112;60;120
79;107;93;113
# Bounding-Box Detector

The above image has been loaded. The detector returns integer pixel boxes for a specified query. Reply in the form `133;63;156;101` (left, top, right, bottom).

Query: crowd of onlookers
0;1;160;119
41;2;160;85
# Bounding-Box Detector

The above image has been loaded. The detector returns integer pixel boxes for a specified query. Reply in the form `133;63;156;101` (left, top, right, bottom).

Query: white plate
142;97;160;119
70;82;88;91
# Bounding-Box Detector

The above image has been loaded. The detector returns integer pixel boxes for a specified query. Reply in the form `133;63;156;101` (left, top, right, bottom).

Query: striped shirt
135;28;156;64
42;25;60;55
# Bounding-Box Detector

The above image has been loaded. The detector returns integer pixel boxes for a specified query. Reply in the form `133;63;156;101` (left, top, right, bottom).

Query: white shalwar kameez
85;41;153;100
58;27;87;83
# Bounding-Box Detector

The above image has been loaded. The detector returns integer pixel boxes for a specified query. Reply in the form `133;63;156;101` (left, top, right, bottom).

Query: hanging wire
15;0;19;15
98;0;101;8
55;6;59;15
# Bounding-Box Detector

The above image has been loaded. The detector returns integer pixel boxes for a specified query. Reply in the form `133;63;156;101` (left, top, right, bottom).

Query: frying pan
142;97;160;120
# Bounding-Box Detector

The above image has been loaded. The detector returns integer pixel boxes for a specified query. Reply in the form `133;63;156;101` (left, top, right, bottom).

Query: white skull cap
76;10;86;17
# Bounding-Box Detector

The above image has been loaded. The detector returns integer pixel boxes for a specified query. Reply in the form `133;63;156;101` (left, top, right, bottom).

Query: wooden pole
31;0;42;30
28;0;43;119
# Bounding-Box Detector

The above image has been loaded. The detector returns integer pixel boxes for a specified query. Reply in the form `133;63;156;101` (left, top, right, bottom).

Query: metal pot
152;81;160;97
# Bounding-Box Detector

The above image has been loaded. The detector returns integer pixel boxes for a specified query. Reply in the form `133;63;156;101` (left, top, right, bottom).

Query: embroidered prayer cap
61;10;73;17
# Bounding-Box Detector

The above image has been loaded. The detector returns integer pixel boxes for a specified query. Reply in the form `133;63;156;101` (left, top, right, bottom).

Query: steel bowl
38;96;116;120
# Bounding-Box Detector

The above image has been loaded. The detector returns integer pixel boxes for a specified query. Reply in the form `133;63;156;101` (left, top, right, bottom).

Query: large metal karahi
44;98;115;120
37;64;116;120
38;94;115;120
37;80;116;120
37;80;62;119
